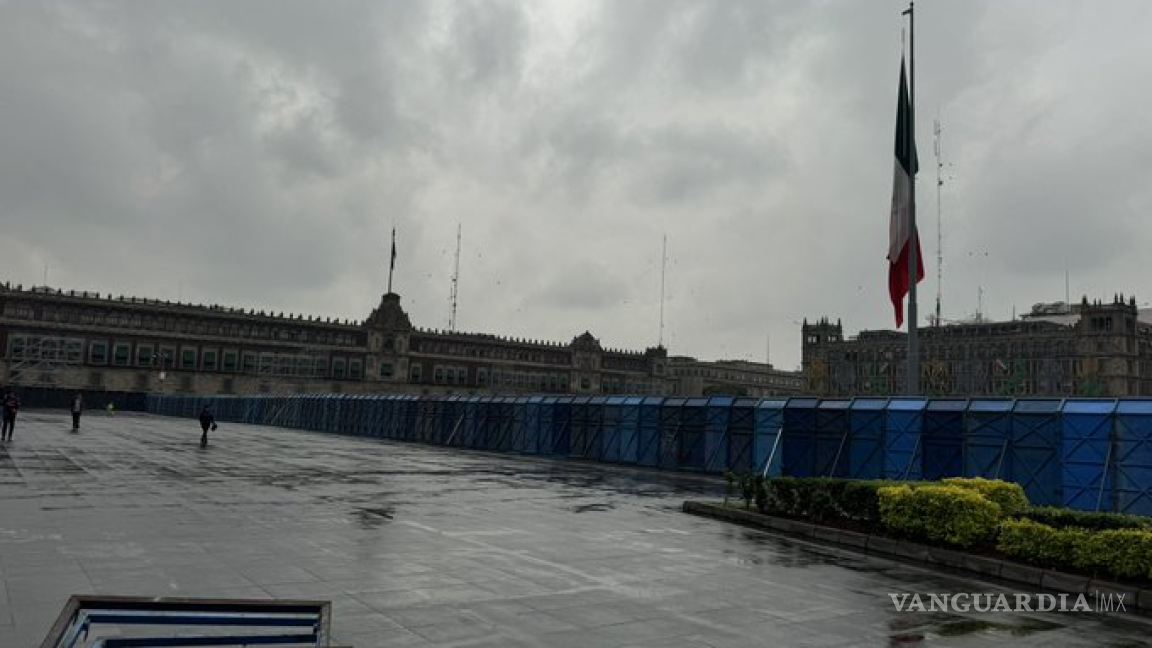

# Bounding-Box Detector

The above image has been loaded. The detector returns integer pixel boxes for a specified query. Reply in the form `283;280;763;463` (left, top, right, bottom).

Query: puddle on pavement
570;502;614;513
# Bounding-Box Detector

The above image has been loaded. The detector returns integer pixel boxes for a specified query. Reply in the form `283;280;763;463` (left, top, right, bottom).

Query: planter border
684;501;1152;613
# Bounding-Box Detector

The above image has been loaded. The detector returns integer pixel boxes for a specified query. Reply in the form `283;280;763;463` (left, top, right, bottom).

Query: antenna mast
448;224;461;332
934;116;944;327
658;234;667;347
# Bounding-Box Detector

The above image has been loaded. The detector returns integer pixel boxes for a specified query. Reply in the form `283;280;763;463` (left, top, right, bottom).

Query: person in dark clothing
2;390;20;441
199;406;216;447
71;393;84;431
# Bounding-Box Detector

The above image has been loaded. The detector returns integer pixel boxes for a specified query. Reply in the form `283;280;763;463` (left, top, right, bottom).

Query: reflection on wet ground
0;411;1149;647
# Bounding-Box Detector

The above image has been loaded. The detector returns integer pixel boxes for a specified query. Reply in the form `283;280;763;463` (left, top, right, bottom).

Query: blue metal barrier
146;393;1152;515
1010;399;1063;506
1115;399;1152;516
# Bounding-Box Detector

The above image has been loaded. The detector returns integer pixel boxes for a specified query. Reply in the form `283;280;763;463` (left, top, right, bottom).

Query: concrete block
837;530;870;549
866;535;902;557
1138;589;1152;612
894;541;932;562
998;560;1044;588
813;525;841;544
960;554;1002;579
1086;580;1139;613
1041;570;1088;595
925;546;965;569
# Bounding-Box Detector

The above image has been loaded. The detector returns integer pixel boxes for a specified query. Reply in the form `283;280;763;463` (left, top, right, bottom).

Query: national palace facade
803;295;1152;397
0;284;673;397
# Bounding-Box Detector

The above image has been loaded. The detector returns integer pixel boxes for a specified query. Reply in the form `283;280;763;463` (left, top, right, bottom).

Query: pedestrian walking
71;393;83;431
2;390;20;441
199;405;216;447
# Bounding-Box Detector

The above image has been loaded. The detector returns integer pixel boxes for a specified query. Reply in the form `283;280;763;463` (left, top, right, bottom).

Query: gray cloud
2;1;1151;369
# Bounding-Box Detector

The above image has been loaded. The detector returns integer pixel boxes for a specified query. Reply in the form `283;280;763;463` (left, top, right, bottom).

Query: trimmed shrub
879;484;1001;548
1018;506;1152;532
999;519;1152;582
997;519;1087;568
941;477;1029;516
759;477;892;528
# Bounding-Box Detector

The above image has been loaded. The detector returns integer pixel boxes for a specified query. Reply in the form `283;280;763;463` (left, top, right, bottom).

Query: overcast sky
2;1;1150;371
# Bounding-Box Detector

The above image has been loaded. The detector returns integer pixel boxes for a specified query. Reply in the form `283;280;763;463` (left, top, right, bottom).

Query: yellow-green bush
879;484;1001;548
998;519;1152;582
941;477;1029;516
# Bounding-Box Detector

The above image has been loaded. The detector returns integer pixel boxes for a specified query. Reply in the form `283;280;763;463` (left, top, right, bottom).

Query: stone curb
683;501;1152;613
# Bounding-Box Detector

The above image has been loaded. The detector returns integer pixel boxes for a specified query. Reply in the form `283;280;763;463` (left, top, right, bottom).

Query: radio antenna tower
658;234;667;347
448;224;461;332
933;116;944;327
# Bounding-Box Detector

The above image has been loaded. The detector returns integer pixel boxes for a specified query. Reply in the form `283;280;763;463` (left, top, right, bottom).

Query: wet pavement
1;411;1150;647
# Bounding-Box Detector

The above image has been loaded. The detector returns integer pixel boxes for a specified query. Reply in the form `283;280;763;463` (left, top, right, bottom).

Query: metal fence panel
1115;399;1152;516
965;399;1014;479
923;399;967;480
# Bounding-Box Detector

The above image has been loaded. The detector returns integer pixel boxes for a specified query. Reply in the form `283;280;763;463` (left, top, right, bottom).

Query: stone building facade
0;284;670;397
802;295;1152;398
668;356;804;398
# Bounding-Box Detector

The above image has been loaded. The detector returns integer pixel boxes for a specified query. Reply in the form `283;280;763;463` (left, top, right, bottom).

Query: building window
223;350;238;372
137;344;154;367
180;349;197;370
159;347;176;369
242;352;257;373
89;341;108;365
434;366;445;383
410;363;423;382
113;342;131;366
202;350;218;371
477;368;488;385
380;362;394;378
445;368;455;384
332;358;346;379
349;360;362;380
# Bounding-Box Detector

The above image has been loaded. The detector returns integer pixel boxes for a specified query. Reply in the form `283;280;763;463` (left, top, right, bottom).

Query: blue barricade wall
1115;400;1152;515
847;398;886;479
1061;399;1114;511
884;398;924;480
755;399;786;478
782;398;818;477
815;399;851;477
965;400;1014;479
145;393;1152;515
923;399;966;480
1010;399;1062;506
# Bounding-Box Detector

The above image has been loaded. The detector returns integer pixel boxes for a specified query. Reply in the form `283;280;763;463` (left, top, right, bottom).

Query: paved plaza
1;410;1150;647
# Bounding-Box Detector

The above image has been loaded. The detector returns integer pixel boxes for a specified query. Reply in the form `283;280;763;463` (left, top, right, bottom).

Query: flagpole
904;1;919;395
387;227;396;294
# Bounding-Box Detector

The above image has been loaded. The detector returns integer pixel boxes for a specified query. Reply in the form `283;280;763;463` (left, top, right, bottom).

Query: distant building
668;356;804;397
803;295;1152;397
0;284;670;397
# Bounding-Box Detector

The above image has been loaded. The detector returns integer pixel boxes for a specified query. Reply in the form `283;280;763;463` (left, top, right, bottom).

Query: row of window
672;367;802;387
413;339;570;366
3;304;361;346
7;336;363;380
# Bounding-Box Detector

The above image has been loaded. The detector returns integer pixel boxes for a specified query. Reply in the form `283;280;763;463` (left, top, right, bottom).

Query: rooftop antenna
1065;269;1070;313
933;115;944;327
448;224;461;332
977;285;984;322
659;234;667;347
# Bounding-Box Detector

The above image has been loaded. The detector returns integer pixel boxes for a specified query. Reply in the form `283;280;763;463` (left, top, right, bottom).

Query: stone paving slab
1;410;1151;646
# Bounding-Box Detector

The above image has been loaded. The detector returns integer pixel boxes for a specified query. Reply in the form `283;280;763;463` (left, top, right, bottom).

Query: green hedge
998;519;1152;581
941;477;1029;516
879;484;1001;548
759;476;896;530
1017;506;1152;532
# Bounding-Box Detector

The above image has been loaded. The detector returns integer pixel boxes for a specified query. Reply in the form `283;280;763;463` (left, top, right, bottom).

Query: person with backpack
2;390;21;441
